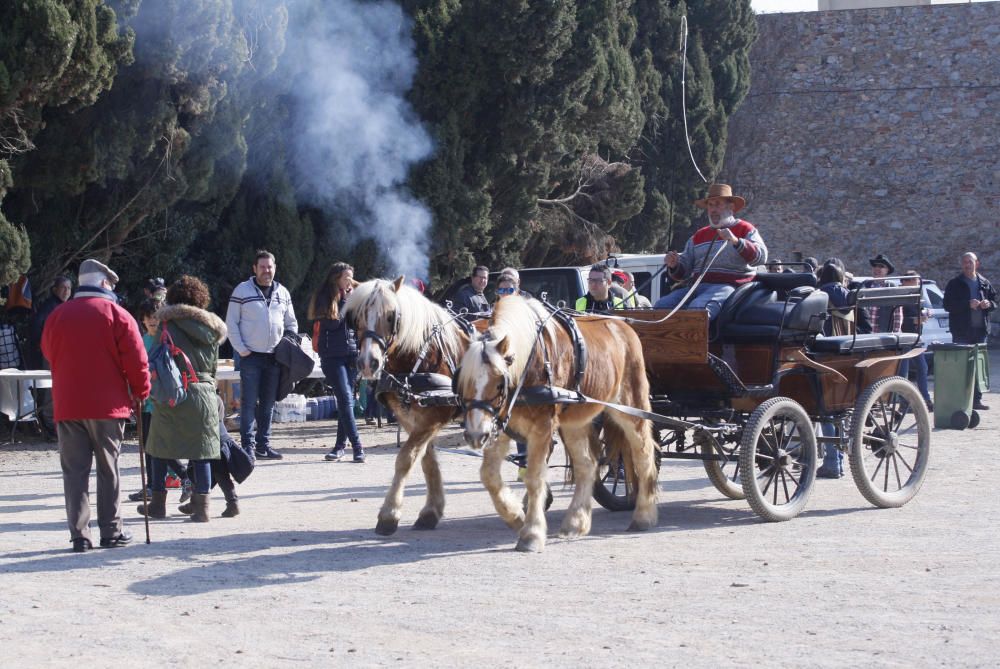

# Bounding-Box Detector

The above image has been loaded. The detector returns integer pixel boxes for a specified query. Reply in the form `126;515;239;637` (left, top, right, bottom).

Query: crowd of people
3;183;995;552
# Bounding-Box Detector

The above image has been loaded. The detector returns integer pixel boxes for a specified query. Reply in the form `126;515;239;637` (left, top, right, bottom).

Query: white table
0;369;51;441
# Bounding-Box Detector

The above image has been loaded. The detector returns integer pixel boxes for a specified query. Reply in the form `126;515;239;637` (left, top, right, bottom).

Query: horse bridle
461;342;514;443
358;308;399;374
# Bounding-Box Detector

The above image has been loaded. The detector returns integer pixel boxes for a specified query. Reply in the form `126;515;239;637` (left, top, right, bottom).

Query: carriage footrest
707;353;773;398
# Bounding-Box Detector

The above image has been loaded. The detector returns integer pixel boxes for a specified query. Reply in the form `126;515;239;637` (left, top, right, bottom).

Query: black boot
136;490;168;519
221;498;240;518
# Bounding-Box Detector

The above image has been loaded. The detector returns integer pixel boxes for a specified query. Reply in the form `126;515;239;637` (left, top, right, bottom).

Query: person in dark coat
308;262;365;462
27;275;72;438
943;251;996;410
143;276;228;522
452;265;491;318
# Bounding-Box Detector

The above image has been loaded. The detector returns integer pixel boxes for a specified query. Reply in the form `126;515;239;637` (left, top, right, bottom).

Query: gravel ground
1;356;998;668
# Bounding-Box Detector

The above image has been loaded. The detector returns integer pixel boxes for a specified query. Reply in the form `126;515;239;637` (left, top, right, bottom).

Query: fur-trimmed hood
155;303;228;344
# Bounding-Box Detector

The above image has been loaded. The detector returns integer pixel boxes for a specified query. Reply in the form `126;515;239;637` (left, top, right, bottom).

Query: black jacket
28;294;65;368
274;334;316;401
943;272;996;342
453;283;491;317
315;298;357;359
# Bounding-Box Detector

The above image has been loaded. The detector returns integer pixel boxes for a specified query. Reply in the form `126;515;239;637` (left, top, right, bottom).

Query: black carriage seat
717;272;827;343
810;332;920;354
809;282;923;354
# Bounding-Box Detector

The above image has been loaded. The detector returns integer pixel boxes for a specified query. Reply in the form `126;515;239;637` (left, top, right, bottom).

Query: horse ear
495;333;510;357
392;275;405;292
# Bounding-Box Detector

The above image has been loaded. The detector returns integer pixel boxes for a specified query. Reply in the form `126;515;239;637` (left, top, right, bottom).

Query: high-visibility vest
575;294;624;312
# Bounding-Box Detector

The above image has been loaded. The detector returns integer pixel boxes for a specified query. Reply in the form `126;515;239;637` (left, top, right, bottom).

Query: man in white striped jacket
226;250;298;460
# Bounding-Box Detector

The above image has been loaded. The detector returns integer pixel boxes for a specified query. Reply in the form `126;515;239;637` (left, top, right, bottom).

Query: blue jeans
819;422;843;474
653;283;735;320
239;352;281;452
322;356;361;450
898;353;931;404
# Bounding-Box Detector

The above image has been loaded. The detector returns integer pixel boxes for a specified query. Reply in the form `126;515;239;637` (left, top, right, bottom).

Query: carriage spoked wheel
592;430;661;512
701;434;745;500
848;376;930;508
738;397;817;522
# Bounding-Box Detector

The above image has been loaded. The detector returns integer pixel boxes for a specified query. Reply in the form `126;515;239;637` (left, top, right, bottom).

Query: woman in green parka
142;275;227;522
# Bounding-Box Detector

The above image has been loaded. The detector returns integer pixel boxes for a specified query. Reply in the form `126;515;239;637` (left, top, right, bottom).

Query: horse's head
345;276;405;379
457;330;516;450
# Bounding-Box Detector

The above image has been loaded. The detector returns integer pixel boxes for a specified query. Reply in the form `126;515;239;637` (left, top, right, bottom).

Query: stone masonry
719;2;999;287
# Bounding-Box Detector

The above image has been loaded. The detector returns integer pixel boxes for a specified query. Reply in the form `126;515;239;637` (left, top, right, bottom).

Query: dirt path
1;362;998;667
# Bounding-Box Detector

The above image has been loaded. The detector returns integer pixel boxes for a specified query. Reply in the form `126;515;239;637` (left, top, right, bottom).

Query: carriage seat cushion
810;332;919;354
721;288;829;341
754;271;818;292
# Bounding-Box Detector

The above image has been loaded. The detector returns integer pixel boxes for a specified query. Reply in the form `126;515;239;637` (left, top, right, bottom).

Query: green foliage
0;0;756;311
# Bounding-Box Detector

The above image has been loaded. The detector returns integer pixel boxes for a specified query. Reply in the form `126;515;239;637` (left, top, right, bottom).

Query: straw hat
693;184;746;213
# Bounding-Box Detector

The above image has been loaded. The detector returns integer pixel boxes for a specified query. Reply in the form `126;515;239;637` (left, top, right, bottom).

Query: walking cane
136;406;151;544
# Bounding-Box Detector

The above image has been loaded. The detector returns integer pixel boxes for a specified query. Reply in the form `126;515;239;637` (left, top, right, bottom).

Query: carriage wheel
848;376;930;508
738;397;816;522
592;430;661;512
701;436;745;500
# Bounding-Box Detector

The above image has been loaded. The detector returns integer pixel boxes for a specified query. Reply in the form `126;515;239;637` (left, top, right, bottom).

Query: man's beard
710;210;737;228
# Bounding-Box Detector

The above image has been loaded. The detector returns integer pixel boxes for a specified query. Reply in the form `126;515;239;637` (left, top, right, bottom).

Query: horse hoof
515;536;544;553
559;524;589;539
412;510;440;531
374;517;400;536
627;519;653;532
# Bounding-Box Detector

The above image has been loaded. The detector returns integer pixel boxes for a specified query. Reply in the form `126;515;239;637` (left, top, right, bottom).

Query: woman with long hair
308;263;364;462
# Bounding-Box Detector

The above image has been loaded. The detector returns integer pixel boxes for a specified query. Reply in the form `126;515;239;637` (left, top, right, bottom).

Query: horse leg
413;442;445;530
558;424;596;539
479;434;524;530
375;423;439;536
607;413;659;531
516;423;551;552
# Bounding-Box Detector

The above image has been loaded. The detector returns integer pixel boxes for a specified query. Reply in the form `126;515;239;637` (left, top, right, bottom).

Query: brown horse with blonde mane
457;294;659;552
345;276;488;535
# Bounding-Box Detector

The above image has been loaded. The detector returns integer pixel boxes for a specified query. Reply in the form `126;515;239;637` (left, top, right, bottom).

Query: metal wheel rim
850;377;930;506
740;398;816;520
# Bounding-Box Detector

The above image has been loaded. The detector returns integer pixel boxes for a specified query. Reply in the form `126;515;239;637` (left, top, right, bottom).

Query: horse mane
345;279;463;360
482;295;553;383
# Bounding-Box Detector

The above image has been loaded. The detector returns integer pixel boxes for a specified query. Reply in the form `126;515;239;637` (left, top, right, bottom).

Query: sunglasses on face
496;287;515;296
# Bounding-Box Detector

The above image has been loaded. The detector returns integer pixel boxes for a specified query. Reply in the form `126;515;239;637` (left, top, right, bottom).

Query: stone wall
719;2;999;286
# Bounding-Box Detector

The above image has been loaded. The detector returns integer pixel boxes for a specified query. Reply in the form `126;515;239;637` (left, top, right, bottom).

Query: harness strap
513;384;723;436
550;307;587;392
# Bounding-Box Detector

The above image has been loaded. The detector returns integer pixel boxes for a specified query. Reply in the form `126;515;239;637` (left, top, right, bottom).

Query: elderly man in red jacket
42;259;151;552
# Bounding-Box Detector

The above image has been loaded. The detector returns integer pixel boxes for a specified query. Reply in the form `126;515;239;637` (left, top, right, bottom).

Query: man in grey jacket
226;250;298;459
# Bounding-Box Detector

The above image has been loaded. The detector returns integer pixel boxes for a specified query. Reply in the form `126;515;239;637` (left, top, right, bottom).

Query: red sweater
41;288;150;422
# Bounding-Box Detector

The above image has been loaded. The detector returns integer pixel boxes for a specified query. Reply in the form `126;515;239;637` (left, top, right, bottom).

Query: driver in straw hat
653;183;768;320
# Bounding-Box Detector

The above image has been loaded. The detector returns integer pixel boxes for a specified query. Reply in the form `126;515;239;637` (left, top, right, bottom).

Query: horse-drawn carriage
346;270;930;551
594;270;931;522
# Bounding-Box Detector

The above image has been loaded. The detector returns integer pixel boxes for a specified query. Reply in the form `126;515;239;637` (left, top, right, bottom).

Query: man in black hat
860;254;902;334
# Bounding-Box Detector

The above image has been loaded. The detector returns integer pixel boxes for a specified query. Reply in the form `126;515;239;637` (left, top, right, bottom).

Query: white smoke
288;0;434;279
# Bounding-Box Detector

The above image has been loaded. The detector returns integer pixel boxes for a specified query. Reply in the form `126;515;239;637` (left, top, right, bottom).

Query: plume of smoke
288;0;434;280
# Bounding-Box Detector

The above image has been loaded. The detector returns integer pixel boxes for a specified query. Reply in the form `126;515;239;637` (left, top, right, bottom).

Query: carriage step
707;354;774;398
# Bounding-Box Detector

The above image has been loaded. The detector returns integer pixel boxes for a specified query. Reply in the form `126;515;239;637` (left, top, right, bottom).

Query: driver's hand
665;251;680;269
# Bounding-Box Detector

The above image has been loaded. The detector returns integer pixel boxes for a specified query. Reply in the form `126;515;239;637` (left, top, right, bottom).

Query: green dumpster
930;343;984;429
975;344;991;401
